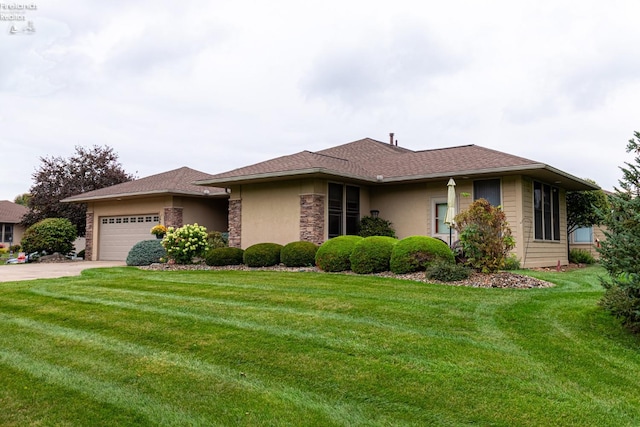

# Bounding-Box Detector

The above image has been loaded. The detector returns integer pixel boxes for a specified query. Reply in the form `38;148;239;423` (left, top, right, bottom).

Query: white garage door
98;214;160;261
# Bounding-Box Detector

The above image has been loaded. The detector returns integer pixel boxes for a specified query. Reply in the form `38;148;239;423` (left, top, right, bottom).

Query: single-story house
63;167;228;261
0;200;29;247
195;136;599;268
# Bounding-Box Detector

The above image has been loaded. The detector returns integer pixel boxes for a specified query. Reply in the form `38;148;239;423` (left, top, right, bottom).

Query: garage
98;214;160;261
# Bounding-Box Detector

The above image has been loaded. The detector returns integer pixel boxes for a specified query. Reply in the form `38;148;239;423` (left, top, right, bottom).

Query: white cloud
1;0;639;202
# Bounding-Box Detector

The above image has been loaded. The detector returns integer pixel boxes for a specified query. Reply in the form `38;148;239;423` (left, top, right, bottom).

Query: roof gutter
62;189;228;203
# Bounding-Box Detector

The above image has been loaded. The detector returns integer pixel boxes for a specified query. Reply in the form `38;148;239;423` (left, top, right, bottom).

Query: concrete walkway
0;261;126;282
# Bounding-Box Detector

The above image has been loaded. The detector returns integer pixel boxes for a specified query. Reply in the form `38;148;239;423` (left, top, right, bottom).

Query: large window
474;179;501;206
328;183;360;238
534;181;560;241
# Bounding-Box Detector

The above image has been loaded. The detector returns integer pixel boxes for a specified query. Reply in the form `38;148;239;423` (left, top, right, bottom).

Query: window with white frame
435;202;451;234
571;226;593;243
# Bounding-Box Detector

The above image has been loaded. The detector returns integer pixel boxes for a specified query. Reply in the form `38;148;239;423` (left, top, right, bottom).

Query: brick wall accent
164;207;184;229
85;212;94;261
299;194;325;245
228;199;242;248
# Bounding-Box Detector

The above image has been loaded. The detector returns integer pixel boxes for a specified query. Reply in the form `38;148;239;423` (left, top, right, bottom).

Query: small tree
21;218;77;254
13;193;31;207
598;131;640;331
454;199;515;273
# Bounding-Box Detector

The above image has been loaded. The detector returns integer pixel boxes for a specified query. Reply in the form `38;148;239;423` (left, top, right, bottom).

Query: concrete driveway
0;261;126;282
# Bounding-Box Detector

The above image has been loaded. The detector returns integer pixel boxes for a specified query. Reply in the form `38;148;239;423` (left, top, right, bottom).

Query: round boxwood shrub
243;243;283;267
22;218;77;255
281;241;318;267
315;235;363;272
390;235;455;274
350;236;398;274
126;239;167;266
205;247;244;266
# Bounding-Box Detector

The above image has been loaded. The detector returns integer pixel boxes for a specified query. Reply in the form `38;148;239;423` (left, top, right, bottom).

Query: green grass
0;266;638;426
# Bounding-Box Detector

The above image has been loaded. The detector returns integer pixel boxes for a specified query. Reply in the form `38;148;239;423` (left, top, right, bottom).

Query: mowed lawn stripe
0;266;638;425
0;312;371;426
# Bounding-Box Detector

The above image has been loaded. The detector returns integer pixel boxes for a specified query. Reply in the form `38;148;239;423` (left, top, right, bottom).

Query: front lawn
0;266;638;426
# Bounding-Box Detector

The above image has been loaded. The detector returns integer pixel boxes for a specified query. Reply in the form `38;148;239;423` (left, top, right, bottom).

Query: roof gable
63;167;227;202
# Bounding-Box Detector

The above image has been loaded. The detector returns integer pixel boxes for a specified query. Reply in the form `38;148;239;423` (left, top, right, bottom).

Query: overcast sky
2;0;639;201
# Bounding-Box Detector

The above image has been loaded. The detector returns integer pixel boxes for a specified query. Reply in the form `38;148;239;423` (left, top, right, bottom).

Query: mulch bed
141;263;555;289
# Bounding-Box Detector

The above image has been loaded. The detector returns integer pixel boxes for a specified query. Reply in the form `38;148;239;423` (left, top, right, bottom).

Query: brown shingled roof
62;167;227;203
0;200;29;223
195;138;598;191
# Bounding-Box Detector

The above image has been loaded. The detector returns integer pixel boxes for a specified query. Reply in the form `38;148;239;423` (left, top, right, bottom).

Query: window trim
571;226;593;244
432;198;456;240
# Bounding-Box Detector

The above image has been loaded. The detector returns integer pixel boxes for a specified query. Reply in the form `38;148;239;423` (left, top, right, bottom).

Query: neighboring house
63;167;228;261
195;137;599;268
0;200;29;247
569;225;606;260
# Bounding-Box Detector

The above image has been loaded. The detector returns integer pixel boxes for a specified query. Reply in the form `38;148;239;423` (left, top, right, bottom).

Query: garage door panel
99;214;160;261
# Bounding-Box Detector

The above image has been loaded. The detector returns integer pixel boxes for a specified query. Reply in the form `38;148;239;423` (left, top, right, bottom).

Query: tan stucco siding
518;178;569;268
370;183;429;238
179;197;228;232
239;181;302;248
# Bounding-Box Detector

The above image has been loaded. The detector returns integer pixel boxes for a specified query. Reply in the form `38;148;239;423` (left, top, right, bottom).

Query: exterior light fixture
370;209;380;218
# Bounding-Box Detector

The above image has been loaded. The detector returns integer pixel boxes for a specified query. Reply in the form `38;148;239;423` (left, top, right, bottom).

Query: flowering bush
150;224;167;236
162;223;209;264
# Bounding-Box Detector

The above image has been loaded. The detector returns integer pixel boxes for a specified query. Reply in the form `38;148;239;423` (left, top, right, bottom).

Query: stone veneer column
164;207;184;229
299;194;325;245
85;212;94;261
228;199;242;248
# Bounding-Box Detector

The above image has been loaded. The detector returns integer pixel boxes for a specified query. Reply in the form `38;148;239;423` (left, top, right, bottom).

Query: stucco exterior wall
86;195;228;260
369;183;429;238
179;197;228;232
237;181;304;248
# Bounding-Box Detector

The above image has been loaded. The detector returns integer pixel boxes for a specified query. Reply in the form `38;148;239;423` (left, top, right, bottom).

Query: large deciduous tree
598;131;640;332
22;145;134;236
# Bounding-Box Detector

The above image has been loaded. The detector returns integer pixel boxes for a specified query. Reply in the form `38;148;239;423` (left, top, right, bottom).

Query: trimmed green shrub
21;218;77;255
569;248;596;265
425;260;472;282
243;243;283;267
502;254;521;270
9;244;21;253
358;216;396;238
350;236;397;274
163;223;209;264
315;235;363;272
390;235;455;274
205;247;244;266
126;240;166;266
281;241;318;267
207;231;228;249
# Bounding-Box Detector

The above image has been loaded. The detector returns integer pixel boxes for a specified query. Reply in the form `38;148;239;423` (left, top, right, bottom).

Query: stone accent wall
299;194;325;245
85;212;94;261
164;207;184;229
228;199;242;248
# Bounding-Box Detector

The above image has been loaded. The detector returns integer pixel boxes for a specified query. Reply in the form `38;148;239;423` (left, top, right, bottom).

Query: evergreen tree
598;131;640;332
